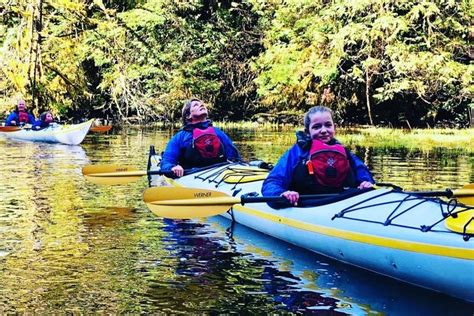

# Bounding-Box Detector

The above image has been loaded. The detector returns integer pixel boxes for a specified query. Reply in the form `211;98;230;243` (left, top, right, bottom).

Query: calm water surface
0;126;473;314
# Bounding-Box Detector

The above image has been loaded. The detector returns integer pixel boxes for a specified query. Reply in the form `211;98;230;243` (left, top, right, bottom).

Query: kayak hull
148;159;474;302
225;204;472;301
0;119;93;145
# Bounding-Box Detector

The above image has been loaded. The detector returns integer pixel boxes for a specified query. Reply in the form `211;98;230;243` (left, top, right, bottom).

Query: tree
252;0;473;126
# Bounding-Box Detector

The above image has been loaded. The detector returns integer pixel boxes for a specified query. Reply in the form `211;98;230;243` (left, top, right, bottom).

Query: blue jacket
262;140;374;198
160;120;241;171
5;111;36;126
32;120;52;130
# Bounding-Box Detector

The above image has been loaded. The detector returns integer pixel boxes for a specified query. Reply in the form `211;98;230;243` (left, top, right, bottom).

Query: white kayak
146;155;474;302
0;119;93;145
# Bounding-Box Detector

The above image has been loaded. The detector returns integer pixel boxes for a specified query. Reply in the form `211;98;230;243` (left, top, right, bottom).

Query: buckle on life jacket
306;160;314;175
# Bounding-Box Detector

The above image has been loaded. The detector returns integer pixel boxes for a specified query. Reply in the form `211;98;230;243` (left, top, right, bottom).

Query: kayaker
262;106;374;208
5;100;36;126
160;98;241;177
33;111;54;130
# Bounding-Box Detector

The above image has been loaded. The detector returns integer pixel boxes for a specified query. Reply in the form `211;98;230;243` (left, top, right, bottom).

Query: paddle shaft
241;193;337;204
148;165;229;178
404;190;453;198
242;189;470;204
86;164;230;178
88;169;183;178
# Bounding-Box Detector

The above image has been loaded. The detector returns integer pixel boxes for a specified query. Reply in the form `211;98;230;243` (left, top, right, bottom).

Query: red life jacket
182;126;226;168
307;140;350;188
192;127;222;158
18;111;30;123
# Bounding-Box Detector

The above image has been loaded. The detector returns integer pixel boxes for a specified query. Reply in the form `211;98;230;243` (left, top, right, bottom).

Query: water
0;127;473;314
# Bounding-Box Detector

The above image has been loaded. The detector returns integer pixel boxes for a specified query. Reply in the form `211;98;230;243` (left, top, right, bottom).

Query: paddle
82;165;175;185
90;125;112;133
0;126;21;132
142;184;474;219
450;183;474;205
82;162;230;185
143;187;341;219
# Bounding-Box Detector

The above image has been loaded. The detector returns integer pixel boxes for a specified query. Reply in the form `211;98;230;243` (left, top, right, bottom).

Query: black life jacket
182;126;226;168
290;140;356;194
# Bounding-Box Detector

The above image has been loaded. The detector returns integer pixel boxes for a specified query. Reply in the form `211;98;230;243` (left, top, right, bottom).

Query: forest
1;0;472;127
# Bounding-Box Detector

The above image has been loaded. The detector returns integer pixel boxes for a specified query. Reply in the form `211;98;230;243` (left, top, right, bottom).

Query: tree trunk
470;106;474;127
32;0;43;109
365;68;374;126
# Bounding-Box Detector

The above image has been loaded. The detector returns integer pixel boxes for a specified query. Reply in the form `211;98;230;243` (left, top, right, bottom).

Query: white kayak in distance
0;119;93;145
144;153;474;303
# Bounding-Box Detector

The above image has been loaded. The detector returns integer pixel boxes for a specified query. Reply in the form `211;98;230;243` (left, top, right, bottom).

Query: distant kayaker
33;111;54;130
160;98;241;177
5;100;36;126
262;106;374;208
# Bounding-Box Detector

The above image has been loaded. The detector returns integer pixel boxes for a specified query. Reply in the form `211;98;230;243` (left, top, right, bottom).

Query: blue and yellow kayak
147;157;474;302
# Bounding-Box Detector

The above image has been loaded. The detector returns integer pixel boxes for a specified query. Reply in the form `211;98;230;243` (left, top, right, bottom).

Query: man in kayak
160;98;241;177
32;111;54;130
5;100;36;126
262;106;374;208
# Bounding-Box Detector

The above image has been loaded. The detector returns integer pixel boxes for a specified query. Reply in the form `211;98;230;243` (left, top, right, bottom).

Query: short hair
303;106;333;133
181;98;202;126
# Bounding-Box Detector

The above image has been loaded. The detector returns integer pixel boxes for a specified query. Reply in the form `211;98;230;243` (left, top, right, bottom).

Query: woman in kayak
33;111;54;130
262;106;374;208
160;98;241;177
5;100;36;126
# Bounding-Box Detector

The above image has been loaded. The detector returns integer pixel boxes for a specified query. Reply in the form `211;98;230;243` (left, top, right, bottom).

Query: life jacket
18;111;30;123
182;126;226;168
308;140;350;187
290;140;355;194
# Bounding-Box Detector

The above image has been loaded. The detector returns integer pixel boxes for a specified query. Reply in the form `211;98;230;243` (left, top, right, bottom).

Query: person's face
308;111;335;143
45;113;53;122
189;100;208;121
18;102;26;112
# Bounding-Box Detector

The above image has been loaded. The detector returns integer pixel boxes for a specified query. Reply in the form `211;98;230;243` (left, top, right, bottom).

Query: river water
0;126;473;314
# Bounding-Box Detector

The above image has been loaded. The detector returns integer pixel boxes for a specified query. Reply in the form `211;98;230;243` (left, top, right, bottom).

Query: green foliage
0;0;263;122
251;0;472;126
0;0;471;126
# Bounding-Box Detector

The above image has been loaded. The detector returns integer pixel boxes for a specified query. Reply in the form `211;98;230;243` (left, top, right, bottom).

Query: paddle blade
0;126;21;132
82;164;139;175
82;165;145;185
85;174;145;185
90;125;112;133
453;184;474;205
445;210;474;234
143;187;237;219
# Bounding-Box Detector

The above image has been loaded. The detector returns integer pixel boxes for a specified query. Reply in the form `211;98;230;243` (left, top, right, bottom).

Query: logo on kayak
115;168;129;172
194;192;212;198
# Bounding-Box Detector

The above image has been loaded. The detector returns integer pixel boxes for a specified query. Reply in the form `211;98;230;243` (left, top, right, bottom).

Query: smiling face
307;111;335;143
44;113;53;122
188;100;208;123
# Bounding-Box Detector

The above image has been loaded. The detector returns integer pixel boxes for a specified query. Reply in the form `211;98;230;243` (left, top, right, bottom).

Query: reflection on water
0;127;473;313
